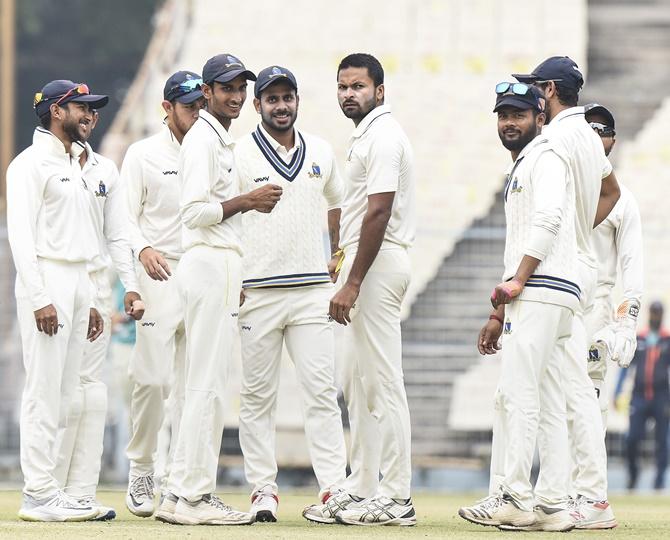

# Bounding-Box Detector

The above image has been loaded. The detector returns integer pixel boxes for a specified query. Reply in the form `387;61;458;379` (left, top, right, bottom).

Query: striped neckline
252;126;306;182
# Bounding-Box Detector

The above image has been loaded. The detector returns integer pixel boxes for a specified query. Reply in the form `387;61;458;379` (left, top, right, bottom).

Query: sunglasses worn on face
33;83;90;108
495;82;532;95
167;78;203;100
589;122;615;137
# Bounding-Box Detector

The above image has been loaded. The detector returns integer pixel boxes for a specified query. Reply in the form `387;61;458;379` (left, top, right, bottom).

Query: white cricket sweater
6;127;98;310
503;135;580;312
122;124;183;260
235;125;343;288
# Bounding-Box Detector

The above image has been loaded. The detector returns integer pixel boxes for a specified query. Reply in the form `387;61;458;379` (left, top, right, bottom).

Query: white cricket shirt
82;143;138;293
542;106;612;269
6;127;98;310
122;124;183;260
503;135;580;312
339;104;416;251
593;184;643;303
235;125;344;288
179;108;241;253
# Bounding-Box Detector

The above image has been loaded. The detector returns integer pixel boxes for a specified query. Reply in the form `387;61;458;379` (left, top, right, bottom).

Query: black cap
163;70;204;104
202;53;256;85
512;56;584;91
254;65;298;98
493;85;545;113
584;103;615;129
34;79;109;117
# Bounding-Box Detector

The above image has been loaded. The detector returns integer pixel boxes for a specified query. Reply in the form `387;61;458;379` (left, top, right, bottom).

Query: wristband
489;314;503;324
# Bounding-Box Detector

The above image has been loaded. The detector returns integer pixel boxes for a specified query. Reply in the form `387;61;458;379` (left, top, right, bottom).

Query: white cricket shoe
569;495;617;529
172;494;255;525
458;491;535;528
78;495;116;521
154;492;179;524
498;503;574;532
302;489;362;524
126;474;155;517
18;490;98;522
250;486;278;522
336;495;417;526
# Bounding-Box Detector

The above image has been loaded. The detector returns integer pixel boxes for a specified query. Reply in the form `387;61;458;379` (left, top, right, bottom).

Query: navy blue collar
252;126;306;182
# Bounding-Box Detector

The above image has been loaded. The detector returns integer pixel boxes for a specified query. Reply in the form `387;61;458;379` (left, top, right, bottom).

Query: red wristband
489;314;503;324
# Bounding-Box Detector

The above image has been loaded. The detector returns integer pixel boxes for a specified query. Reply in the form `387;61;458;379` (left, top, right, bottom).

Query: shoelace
204;494;233;512
477;493;505;512
130;475;154;500
48;491;86;509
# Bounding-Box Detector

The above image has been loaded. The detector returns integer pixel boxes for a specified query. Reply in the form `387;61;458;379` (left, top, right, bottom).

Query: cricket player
157;53;282;526
582;103;643;422
122;70;204;518
514;57;620;529
459;83;578;532
234;65;347;522
54;108;144;521
317;53;417;527
8;80;106;522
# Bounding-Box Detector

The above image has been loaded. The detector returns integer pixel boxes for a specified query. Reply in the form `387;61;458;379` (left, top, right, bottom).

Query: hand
124;291;145;321
34;304;59;336
329;282;360;325
139;247;171;281
87;308;104;342
328;252;343;283
246;184;283;213
491;278;523;309
478;319;503;355
611;319;637;368
239;289;246;307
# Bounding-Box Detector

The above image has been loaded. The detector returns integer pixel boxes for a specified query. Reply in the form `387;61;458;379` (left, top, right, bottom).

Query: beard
62;114;85;143
261;108;297;132
340;94;376;121
499;128;537;152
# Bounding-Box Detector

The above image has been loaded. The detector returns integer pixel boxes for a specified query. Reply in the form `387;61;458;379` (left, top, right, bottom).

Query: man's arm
615;192;644;307
594;170;621;227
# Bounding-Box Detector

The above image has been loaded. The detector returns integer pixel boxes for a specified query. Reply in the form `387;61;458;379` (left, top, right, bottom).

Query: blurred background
1;0;669;493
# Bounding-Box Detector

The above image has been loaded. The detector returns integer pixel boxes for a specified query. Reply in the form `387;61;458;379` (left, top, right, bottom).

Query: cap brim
69;94;109;109
175;89;204;104
254;77;298;98
512;73;538;83
493;96;538;113
213;69;257;83
584;104;615;129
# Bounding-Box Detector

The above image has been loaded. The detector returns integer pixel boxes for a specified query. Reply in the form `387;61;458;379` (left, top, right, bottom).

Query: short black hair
554;83;579;107
337;53;384;86
39;111;52;129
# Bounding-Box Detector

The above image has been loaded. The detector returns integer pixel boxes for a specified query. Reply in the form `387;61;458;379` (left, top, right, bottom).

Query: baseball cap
202;53;256;85
254;66;298;98
584;103;615;129
493;83;545;113
512;56;584;91
163;70;204;104
34;79;109;117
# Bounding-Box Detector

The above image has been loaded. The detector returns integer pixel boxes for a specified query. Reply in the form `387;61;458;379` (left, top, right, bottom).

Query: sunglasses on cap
33;83;90;108
589;122;615;137
495;82;533;96
166;78;202;100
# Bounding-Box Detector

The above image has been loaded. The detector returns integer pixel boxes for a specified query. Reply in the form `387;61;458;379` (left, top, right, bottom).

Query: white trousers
54;269;112;498
338;247;412;500
126;257;185;483
238;284;347;498
167;246;241;501
16;259;91;499
497;299;573;511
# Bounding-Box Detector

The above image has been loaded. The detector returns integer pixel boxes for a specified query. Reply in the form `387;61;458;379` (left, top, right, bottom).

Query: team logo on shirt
503;318;512;334
95;180;107;197
253;176;269;183
588;345;600;361
163;170;178;175
308;162;322;178
510;177;523;194
59;177;71;182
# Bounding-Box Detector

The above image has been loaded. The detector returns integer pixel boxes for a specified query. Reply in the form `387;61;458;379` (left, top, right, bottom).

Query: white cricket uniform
122;124;186;485
7;127;97;499
166;108;242;501
54;144;139;498
534;107;613;502
235;125;347;499
489;136;578;511
337;104;415;500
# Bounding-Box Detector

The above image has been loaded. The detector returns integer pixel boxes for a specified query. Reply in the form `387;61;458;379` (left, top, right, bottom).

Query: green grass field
0;490;668;539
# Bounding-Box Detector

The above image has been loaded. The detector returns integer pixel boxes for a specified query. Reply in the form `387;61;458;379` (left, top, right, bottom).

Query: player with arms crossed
122;71;204;518
235;65;347;522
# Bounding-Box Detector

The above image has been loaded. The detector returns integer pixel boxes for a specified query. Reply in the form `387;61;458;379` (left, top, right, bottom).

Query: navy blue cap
202;53;256;85
34;80;108;117
493;84;545;113
254;65;298;98
163;70;203;104
513;56;584;91
584;103;615;129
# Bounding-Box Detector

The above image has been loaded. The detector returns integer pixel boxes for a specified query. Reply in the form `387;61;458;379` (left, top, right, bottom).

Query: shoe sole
302;511;336;524
254;510;277;523
18;509;99;522
171;512;255;526
335;515;417;527
575;519;618;530
499;523;574;532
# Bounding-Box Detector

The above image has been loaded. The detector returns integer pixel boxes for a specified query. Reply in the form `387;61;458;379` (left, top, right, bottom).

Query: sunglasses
33;83;90;108
166;78;203;100
589;122;615;137
495;82;532;95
